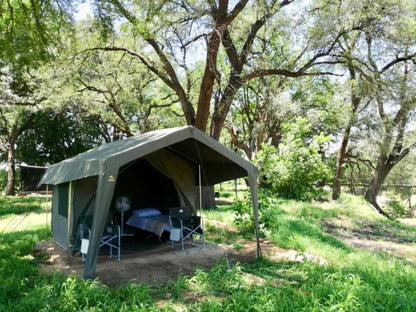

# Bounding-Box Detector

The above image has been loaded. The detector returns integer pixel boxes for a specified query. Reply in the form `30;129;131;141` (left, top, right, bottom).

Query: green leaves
0;0;73;69
255;117;331;200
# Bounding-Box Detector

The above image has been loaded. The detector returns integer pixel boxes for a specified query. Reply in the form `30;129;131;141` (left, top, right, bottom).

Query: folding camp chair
169;207;204;250
80;223;121;261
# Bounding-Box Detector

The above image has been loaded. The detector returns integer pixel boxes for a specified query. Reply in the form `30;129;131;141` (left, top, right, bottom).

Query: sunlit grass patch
0;196;51;218
0;212;51;234
203;204;235;224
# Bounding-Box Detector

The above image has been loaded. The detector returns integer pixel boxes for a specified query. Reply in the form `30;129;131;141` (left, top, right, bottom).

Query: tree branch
224;0;249;24
243;68;340;82
78;46;174;89
380;52;416;73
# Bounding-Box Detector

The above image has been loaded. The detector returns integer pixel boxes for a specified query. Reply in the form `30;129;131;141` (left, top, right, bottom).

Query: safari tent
39;126;259;279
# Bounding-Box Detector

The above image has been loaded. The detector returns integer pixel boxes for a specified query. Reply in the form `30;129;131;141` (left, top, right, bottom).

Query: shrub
386;200;406;218
255;117;331;200
233;189;279;237
0;169;7;193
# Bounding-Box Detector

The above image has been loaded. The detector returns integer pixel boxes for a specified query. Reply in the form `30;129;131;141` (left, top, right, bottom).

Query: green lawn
1;194;415;311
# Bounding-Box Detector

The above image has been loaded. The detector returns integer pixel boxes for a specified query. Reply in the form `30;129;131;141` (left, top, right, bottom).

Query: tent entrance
112;158;180;216
111;158;179;243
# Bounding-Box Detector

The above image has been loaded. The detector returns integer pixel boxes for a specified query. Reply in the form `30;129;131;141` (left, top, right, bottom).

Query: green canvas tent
39;126;260;279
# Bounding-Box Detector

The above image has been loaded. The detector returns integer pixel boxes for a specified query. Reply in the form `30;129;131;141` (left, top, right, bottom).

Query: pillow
132;208;161;218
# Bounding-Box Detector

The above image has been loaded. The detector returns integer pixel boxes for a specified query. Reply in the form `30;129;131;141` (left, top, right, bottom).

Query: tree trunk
5;145;16;196
194;11;227;132
364;158;393;219
332;117;355;200
210;73;244;140
332;65;360;200
332;134;348;200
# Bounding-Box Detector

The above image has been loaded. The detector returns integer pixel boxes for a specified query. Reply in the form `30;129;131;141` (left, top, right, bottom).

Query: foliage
0;66;35;158
16;109;105;166
386;200;407;219
0;1;74;195
233;188;275;236
291;77;346;138
0;170;6;192
255;118;332;200
0;0;73;68
31;21;184;139
226;77;300;160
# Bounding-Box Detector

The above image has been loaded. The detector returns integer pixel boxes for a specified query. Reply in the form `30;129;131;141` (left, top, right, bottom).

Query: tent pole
67;181;72;251
46;185;49;236
199;164;202;216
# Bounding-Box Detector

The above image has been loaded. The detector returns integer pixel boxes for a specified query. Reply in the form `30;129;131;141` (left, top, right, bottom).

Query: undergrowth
0;195;415;311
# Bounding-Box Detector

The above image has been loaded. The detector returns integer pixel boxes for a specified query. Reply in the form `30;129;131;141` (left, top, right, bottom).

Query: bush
255;118;331;200
233;189;279;237
387;200;406;218
0;169;6;193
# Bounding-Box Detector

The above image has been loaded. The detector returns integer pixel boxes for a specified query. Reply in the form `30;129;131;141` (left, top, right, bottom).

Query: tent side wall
51;177;99;250
51;182;70;249
71;176;99;247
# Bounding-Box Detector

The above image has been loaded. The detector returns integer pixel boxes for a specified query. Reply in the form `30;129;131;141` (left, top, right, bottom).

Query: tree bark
332;130;350;200
332;66;361;200
364;157;393;218
5;145;16;196
210;72;244;140
196;0;249;132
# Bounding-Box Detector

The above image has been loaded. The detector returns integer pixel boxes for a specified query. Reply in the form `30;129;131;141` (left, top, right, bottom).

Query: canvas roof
39;126;256;186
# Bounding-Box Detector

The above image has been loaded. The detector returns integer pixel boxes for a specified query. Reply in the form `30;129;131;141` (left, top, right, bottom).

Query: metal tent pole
199;164;202;215
67;181;73;251
46;185;49;236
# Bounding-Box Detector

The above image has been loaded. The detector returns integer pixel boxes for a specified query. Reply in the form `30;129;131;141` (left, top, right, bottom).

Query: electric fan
115;196;131;235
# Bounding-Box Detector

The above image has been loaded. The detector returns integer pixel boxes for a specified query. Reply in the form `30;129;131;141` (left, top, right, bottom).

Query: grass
1;194;416;311
0;196;51;234
0;196;50;218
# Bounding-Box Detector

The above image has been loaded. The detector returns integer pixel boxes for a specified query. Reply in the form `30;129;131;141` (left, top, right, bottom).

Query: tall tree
365;60;416;217
0;67;34;195
0;0;73;194
327;0;416;204
89;0;346;140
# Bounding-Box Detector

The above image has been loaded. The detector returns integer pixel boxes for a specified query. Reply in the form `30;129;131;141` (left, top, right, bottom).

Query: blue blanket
126;214;171;237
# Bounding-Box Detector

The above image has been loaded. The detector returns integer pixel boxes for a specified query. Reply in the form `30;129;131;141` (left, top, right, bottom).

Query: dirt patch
36;238;318;286
322;217;416;262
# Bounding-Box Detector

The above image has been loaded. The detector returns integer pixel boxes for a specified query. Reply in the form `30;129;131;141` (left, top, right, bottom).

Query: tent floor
99;230;171;256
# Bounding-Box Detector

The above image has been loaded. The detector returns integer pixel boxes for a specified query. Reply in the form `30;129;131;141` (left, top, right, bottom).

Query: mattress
126;214;171;237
